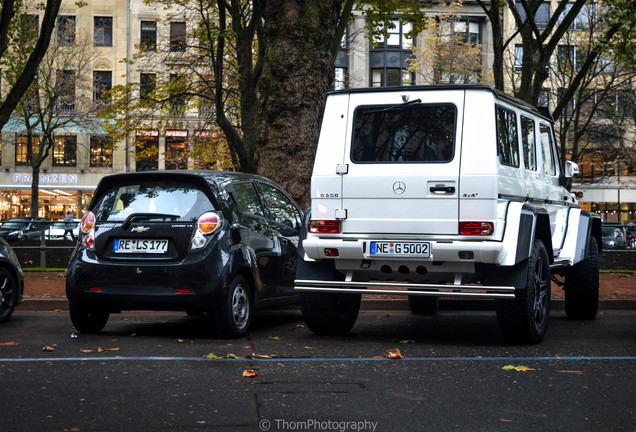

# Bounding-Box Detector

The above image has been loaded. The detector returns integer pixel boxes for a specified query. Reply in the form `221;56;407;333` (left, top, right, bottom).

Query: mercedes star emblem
393;181;406;195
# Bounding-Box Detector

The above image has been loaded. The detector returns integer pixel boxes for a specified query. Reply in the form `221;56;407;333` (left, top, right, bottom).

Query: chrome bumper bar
294;280;516;300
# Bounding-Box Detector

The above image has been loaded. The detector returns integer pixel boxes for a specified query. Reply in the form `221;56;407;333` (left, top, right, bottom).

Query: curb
18;298;636;312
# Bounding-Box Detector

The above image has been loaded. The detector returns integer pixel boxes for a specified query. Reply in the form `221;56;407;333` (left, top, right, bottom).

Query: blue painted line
0;356;635;363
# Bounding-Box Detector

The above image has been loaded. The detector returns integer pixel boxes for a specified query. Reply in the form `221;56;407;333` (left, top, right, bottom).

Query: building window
516;1;551;29
57;15;76;45
169;74;186;115
90;135;113;167
140;73;156;102
135;131;159;171
557;45;577;73
140;21;157;51
165;131;188;170
53;135;77;166
496;106;519;167
94;17;113;46
56;70;75;113
93;71;112;104
370;20;415;87
15;134;40;165
170;22;186;52
454;19;480;44
514;44;523;72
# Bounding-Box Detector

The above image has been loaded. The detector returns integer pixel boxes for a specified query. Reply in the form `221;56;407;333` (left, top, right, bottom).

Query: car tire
297;259;360;335
495;239;551;344
215;276;253;338
0;268;18;323
69;301;110;333
407;295;439;315
564;237;599;320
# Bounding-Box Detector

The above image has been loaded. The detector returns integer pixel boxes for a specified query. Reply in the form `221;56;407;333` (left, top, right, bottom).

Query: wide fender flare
499;202;553;266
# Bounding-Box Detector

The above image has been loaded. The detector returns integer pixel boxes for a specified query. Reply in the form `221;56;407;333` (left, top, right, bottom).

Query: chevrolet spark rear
66;173;230;330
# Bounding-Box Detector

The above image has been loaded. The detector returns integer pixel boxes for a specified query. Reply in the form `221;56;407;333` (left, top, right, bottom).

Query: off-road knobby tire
495;239;551;344
215;276;253;338
564;237;599;320
297;258;360;335
0;268;18;323
407;295;439;315
69;301;110;333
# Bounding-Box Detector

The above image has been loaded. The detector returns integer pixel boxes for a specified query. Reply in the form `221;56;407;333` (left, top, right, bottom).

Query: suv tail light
308;220;341;234
459;221;494;236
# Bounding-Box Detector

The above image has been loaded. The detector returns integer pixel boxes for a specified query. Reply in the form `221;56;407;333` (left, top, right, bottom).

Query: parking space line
1;355;635;363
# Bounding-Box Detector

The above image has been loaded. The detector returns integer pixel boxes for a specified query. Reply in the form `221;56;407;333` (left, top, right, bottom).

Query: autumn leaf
243;369;260;378
268;336;281;341
80;349;94;353
502;365;534;372
251;354;272;359
397;338;415;344
0;341;20;346
205;353;222;359
500;419;513;422
557;370;584;375
42;346;55;352
305;346;313;350
97;347;120;352
385;348;403;359
226;353;243;359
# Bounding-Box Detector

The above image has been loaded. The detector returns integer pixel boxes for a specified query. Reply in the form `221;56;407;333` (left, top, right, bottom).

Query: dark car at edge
0;238;25;323
66;171;303;337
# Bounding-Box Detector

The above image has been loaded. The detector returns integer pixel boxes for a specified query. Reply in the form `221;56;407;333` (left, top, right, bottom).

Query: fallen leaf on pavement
557;370;584;375
500;419;512;422
80;349;94;353
97;347;120;352
0;341;20;346
205;353;222;359
42;346;55;352
385;348;403;359
268;336;281;341
243;369;260;378
397;339;415;344
502;365;534;372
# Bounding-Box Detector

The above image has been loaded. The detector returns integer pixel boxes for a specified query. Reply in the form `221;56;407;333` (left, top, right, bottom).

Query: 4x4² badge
393;181;406;195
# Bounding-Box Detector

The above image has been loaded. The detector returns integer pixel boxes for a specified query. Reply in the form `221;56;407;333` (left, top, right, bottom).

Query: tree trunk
257;0;343;208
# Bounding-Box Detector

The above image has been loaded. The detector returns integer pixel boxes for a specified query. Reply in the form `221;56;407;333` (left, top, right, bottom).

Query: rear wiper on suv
366;98;422;113
121;213;180;230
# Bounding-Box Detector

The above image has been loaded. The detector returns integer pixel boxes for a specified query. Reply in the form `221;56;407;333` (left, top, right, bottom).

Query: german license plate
370;241;430;257
114;239;169;254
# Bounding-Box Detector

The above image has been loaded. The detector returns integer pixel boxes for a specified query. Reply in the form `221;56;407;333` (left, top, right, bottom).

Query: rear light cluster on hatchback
81;212;96;250
191;212;222;249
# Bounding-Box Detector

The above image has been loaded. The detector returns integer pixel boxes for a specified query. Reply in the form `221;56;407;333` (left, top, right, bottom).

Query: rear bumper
303;237;507;265
294;279;515;300
66;248;229;313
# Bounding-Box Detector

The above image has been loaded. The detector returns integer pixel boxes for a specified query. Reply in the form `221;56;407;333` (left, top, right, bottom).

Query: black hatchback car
66;171;303;337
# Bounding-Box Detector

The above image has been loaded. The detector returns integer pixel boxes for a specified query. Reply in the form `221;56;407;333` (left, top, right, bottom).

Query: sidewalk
19;271;636;311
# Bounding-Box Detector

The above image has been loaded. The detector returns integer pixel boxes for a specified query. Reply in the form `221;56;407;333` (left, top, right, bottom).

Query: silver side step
294;280;516;300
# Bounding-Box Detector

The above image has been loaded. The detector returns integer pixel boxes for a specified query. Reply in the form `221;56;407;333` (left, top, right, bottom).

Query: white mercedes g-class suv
295;85;601;344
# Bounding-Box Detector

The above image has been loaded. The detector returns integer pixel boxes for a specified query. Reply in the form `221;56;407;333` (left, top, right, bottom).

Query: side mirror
565;160;579;178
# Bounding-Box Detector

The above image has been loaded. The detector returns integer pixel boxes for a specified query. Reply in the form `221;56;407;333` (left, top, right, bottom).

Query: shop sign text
13;174;78;185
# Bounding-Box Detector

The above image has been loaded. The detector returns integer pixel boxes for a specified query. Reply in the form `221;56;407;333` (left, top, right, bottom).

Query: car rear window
351;103;456;163
92;180;214;221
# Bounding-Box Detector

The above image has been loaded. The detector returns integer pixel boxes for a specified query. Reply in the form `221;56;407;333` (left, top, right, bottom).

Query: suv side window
539;123;556;176
233;182;265;217
496;105;519;167
259;183;302;230
520;115;537;171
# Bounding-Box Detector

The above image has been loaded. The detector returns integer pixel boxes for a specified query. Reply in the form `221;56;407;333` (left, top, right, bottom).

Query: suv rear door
340;90;463;235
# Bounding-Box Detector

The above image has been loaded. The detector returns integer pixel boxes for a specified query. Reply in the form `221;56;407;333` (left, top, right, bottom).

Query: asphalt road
1;308;635;432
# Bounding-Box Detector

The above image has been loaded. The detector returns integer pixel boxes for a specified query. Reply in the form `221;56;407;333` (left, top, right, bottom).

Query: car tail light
197;212;220;235
81;212;95;233
459;222;494;236
308;220;341;234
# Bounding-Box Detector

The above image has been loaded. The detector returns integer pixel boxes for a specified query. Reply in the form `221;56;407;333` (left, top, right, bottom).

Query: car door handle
430;185;455;194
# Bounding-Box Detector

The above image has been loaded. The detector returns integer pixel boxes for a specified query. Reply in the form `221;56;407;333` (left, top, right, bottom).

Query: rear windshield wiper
122;213;180;230
365;98;422;113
